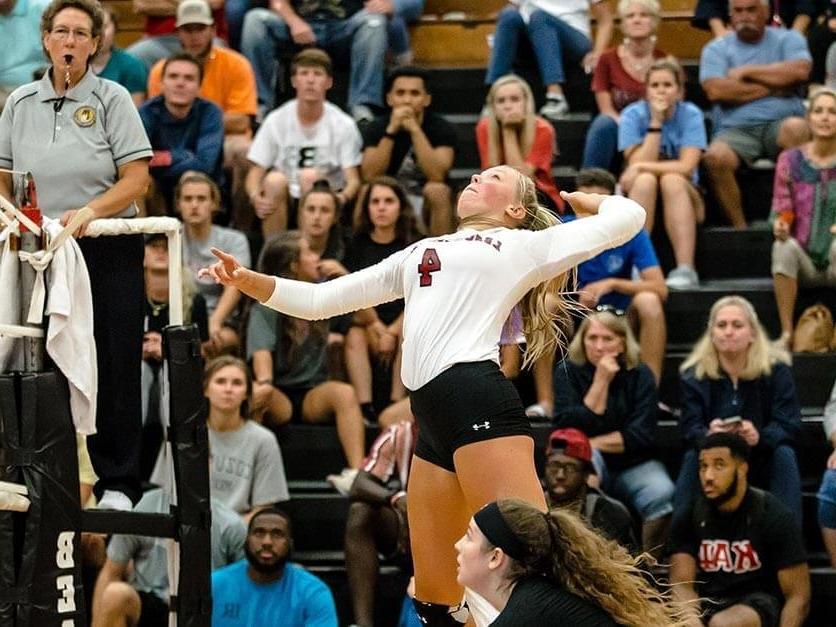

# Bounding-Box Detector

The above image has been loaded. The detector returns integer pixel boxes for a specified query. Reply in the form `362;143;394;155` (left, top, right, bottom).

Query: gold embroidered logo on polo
73;106;96;127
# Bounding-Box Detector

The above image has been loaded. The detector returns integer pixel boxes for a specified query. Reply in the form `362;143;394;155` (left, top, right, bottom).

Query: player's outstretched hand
559;190;609;216
199;248;276;303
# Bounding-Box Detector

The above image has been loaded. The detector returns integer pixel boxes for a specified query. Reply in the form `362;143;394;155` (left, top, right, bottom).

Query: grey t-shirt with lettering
0;69;152;219
209;420;290;513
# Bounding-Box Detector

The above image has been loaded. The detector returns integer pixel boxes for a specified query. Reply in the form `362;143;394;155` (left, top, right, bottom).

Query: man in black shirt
669;432;810;627
361;66;457;236
545;428;638;553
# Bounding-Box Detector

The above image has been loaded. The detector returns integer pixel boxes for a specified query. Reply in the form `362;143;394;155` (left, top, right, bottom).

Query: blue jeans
592;450;675;521
225;0;250;50
818;468;836;529
486;7;591;86
241;8;387;111
389;0;424;56
582;113;620;170
674;445;803;528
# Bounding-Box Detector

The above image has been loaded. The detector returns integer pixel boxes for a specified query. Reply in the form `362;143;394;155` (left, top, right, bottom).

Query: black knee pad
412;599;469;626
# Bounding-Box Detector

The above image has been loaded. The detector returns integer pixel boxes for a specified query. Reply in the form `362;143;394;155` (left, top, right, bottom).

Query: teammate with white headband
201;165;646;626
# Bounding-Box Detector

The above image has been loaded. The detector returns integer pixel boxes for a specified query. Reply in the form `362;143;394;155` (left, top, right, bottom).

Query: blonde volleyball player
200;166;646;625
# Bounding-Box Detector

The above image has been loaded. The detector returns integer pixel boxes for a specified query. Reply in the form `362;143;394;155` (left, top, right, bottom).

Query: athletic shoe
326;467;359;496
97;489;133;511
351;105;375;126
665;266;699;290
524;403;551;421
0;481;30;512
539;96;569;120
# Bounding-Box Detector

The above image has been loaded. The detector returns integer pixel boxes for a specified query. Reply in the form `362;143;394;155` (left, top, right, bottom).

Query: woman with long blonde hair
200;166;646;625
455;499;692;625
675;295;803;526
477;74;564;213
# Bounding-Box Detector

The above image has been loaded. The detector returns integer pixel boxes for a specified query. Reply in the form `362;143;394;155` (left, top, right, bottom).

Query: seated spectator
344;420;415;627
477;74;564;214
211;508;338;626
0;0;49;110
244;49;362;236
141;232;208;478
361;66;456;236
140;53;224;214
582;0;666;172
619;57;707;290
91;5;147;107
545;428;638;552
246;232;366;493
675;295;803;526
693;0;819;39
484;0;614;119
154;356;290;520
127;0;227;70
809;7;836;88
343;178;417;424
553;309;675;555
240;0;386;123
820;377;836;568
296;182;347;275
700;0;811;228
572;168;668;381
669;433;810;627
147;0;258;221
770;88;836;347
178;172;250;357
92;486;246;627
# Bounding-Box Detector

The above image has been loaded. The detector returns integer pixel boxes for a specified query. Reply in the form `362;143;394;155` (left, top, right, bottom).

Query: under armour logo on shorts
472;422;490;431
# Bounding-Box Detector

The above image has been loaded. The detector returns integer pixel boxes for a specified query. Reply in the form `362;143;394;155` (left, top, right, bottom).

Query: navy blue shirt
139;95;224;187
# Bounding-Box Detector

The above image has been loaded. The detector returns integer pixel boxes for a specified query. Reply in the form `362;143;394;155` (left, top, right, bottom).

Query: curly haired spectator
770;88;836;348
619;57;707;290
675;295;803;527
582;0;666;172
477;74;564;213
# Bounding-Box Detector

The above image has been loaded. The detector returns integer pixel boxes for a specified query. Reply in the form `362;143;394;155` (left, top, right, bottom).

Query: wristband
255;378;273;385
646;127;661;133
383;131;398;141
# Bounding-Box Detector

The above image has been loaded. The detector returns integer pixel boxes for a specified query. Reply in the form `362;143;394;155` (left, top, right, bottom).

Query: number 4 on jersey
418;248;441;287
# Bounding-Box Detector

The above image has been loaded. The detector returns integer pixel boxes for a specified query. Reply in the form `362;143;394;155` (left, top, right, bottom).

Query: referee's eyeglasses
51;26;92;42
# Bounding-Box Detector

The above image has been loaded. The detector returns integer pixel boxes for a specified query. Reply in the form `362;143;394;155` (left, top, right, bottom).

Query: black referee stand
0;188;212;627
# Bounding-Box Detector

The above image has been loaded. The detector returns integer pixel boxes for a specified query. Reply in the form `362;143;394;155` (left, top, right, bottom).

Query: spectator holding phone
553;309;674;556
675;295;803;526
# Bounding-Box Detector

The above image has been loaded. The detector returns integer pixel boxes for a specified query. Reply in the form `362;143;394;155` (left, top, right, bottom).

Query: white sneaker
0;481;30;512
97;489;133;511
539;96;569;120
665;265;699;290
326;467;359;496
351;105;375;126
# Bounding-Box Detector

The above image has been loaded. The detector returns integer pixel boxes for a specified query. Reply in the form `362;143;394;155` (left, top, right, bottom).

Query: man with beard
699;0;811;228
669;433;810;627
211;508;338;626
544;428;637;553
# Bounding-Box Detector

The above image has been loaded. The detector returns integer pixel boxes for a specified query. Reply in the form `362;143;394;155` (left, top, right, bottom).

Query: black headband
473;502;527;562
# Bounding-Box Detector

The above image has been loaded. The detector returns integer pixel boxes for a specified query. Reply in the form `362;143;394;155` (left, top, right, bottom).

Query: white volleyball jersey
264;196;645;391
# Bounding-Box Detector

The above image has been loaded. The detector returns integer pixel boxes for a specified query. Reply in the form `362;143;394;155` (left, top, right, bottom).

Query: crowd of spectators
2;0;836;623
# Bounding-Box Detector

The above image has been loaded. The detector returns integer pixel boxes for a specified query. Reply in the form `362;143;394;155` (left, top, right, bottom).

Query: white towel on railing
0;219;97;435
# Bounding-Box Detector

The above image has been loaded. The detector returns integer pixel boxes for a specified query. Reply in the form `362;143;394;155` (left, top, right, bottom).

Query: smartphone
722;416;743;425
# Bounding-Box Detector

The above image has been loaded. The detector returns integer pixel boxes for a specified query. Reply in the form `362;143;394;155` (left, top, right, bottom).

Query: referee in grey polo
0;0;152;509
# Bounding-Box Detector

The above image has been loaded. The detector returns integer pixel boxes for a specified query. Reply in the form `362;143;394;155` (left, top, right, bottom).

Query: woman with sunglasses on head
455;499;691;626
201;165;646;626
554;309;674;557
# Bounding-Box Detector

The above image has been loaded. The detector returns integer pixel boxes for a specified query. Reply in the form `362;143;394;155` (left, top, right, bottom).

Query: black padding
0;372;85;625
80;510;177;538
164;324;211;627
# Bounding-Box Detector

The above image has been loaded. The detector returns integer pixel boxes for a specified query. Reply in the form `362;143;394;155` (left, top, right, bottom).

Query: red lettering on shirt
698;540;762;573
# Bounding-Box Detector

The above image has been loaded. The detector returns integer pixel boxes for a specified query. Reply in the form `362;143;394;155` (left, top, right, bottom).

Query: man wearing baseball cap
128;0;228;70
545;428;637;553
147;0;258;222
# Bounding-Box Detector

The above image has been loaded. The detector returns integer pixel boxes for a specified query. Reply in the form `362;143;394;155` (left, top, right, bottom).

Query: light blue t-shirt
212;561;337;627
0;0;49;88
618;100;708;184
699;28;810;130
